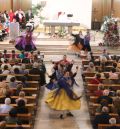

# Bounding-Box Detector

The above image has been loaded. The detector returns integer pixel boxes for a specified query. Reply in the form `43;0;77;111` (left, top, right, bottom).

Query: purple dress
15;32;37;51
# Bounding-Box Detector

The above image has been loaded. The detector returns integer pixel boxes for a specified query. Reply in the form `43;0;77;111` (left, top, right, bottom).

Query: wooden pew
90;113;119;121
87;84;120;92
83;65;113;71
0;74;40;81
82;60;114;66
3;104;35;112
6;124;32;129
85;77;117;83
92;103;113;108
98;124;120;129
82;72;113;77
0;96;37;104
0;113;32;123
90;96;115;103
6;81;39;88
11;88;38;95
82;72;96;77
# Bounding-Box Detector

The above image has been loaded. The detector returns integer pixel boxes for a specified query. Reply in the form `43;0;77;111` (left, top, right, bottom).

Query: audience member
109;68;118;79
93;106;111;129
5;108;18;124
113;90;120;114
86;62;96;72
103;73;113;84
2;65;10;74
94;84;104;97
97;89;113;104
106;118;119;129
90;73;102;84
16;91;27;104
9;77;17;88
0;98;13;113
15;99;28;114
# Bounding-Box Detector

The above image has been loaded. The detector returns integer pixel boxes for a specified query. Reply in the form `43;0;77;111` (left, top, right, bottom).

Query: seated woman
16;91;27;104
94;84;104;97
0;83;12;97
19;51;25;59
27;51;34;60
14;84;23;96
2;65;10;74
90;73;102;84
109;68;118;79
86;62;96;72
10;50;17;60
9;77;18;88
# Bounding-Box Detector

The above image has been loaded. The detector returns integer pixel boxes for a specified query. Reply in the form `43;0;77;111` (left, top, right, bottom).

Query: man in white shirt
0;98;13;113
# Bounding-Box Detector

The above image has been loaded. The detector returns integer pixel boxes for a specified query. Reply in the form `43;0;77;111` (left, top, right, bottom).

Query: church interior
0;0;120;129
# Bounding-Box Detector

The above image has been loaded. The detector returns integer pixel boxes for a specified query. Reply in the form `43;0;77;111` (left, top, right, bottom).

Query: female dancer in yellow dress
45;71;81;119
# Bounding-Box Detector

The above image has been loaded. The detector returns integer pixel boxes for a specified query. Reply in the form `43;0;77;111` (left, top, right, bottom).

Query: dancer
84;30;91;52
15;24;36;52
45;71;81;119
67;31;84;53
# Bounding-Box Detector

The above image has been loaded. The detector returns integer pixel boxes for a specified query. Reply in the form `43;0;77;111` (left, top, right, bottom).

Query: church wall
92;0;120;22
0;0;11;12
113;0;120;17
92;0;111;22
13;0;32;11
0;0;32;12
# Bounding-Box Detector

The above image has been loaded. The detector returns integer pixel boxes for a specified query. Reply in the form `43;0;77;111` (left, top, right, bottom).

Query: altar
43;20;80;34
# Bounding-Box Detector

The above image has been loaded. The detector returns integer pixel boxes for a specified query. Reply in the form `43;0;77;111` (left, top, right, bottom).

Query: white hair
33;62;39;68
102;106;109;113
109;118;116;124
5;98;11;105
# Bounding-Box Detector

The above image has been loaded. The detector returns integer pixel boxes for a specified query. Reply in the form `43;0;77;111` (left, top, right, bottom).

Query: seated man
106;118;119;129
97;89;113;104
93;106;111;129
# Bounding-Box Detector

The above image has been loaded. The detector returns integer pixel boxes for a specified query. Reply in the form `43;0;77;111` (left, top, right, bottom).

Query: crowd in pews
0;9;34;41
81;49;120;129
0;49;45;129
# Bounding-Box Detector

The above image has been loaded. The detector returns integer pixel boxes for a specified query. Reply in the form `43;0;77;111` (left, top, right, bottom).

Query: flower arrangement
57;27;66;38
100;16;119;47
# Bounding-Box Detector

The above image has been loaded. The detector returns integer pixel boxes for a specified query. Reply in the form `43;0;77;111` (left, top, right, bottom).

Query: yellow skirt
45;89;81;110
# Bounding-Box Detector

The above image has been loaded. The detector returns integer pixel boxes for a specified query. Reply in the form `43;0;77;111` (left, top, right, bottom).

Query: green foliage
32;4;45;16
32;4;46;23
